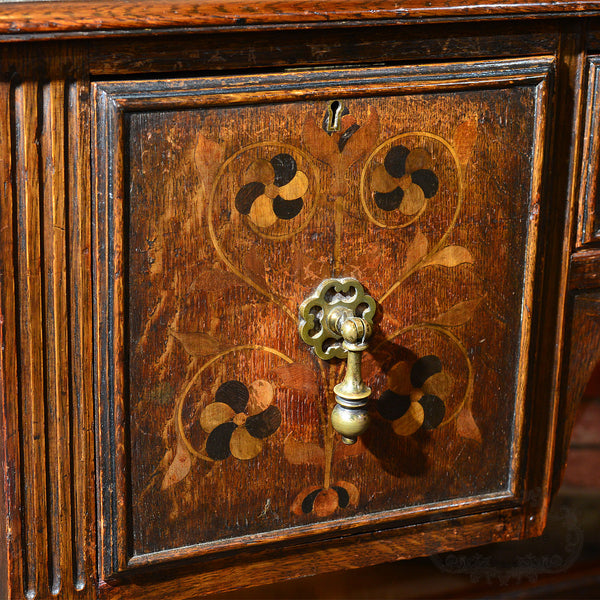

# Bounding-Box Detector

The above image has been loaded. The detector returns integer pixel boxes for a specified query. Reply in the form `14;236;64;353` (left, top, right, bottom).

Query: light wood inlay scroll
0;45;94;600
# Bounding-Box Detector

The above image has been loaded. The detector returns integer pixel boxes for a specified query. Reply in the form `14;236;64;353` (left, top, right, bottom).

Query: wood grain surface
88;21;559;77
0;44;95;600
554;293;600;496
0;11;595;600
1;0;600;39
576;56;600;245
101;507;524;599
91;57;553;579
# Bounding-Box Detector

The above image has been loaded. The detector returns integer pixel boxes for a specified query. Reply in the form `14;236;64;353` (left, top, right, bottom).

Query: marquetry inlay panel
92;58;551;576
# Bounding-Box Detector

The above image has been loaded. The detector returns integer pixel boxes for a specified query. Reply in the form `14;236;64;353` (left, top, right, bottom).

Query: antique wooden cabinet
2;1;600;598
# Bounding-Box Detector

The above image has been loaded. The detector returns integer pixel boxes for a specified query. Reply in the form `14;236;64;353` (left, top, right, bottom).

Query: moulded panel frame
92;56;555;582
576;56;600;245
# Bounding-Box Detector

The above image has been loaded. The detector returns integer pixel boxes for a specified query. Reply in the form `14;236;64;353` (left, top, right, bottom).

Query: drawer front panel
92;58;551;574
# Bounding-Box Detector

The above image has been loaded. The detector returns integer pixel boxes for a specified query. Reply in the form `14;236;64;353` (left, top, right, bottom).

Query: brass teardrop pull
299;278;376;444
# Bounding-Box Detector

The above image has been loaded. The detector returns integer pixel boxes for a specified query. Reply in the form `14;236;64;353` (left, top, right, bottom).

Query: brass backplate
298;278;376;360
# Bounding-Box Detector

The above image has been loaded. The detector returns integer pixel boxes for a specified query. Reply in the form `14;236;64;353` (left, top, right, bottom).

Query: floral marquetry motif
126;94;527;555
91;62;550;573
291;480;359;517
377;356;452;435
372;145;439;214
0;3;585;594
200;380;282;460
235;153;309;226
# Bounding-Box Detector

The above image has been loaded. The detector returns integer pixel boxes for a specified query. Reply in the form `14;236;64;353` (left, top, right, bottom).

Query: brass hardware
325;100;344;132
299;278;376;444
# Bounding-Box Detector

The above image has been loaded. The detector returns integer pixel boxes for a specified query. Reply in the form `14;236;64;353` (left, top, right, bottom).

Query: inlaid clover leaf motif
291;481;359;517
235;153;309;227
376;355;453;435
200;379;281;460
372;145;439;214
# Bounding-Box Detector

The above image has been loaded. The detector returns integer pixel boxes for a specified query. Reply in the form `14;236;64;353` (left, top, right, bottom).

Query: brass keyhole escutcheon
299;278;376;444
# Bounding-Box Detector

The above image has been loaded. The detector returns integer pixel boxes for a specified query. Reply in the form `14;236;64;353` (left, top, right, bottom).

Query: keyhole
326;100;344;132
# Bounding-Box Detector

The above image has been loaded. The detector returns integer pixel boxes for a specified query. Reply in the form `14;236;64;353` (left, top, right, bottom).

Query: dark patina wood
2;0;600;40
0;3;599;599
93;58;551;578
0;43;95;599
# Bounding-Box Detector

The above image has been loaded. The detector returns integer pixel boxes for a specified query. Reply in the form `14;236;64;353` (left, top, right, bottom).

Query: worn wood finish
553;293;600;496
0;7;598;600
0;307;6;600
571;248;600;289
515;25;587;537
100;507;524;599
576;56;600;245
1;0;600;40
0;49;22;600
67;54;96;597
88;21;559;76
0;45;95;599
90;55;557;584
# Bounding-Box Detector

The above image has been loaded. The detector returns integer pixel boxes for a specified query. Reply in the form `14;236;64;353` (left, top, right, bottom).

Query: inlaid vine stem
367;133;463;303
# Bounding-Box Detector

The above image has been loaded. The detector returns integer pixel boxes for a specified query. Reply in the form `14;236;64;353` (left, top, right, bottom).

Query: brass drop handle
299;278;376;445
331;314;372;445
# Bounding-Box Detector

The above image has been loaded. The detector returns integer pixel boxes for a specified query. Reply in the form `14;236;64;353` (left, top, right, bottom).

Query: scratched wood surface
1;0;600;41
0;9;593;599
0;44;95;600
90;62;551;565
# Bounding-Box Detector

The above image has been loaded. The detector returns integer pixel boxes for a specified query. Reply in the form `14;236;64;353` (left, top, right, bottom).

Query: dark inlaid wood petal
377;390;411;421
235;181;265;215
205;421;236;460
245;405;281;439
411;169;439;198
273;195;303;220
271;153;297;186
215;380;248;413
338;123;360;152
374;187;404;211
384;145;409;178
332;485;350;508
301;488;321;514
419;394;446;430
410;355;442;388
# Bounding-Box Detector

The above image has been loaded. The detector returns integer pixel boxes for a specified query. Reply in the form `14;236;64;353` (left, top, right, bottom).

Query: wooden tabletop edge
1;0;600;37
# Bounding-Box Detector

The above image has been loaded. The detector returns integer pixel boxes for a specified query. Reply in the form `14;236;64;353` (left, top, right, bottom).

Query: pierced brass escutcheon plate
299;278;377;444
298;278;376;360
